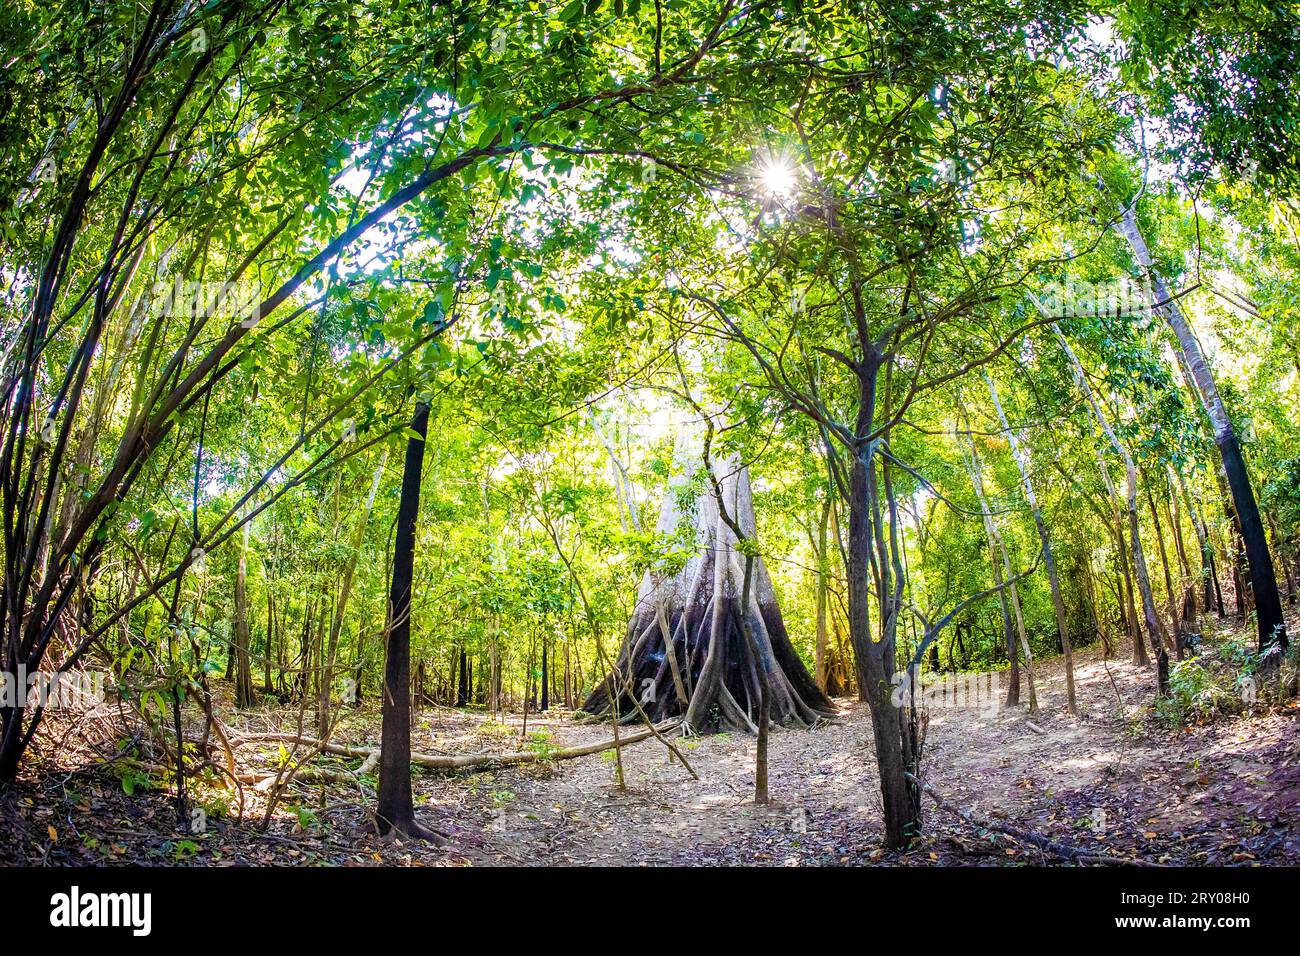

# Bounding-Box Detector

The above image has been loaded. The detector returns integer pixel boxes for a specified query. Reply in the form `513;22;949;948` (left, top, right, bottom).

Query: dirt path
414;643;1299;866
4;641;1297;866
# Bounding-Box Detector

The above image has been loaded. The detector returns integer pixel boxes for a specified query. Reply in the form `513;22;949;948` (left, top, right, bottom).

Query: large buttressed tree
583;433;834;731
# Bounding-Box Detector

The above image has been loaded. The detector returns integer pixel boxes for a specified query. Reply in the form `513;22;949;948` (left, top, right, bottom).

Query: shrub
1156;658;1234;728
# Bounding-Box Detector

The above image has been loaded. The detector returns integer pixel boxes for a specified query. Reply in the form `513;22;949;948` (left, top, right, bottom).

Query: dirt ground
3;627;1298;867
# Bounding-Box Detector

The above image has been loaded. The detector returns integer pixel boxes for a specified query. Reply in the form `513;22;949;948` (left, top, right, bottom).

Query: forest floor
3;611;1298;867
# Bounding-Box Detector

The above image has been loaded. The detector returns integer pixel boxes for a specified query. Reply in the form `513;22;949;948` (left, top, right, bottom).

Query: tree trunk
1145;478;1183;657
376;400;437;840
1117;512;1147;665
842;357;921;851
540;637;549;712
263;588;274;693
737;552;769;803
1055;327;1168;694
1179;474;1221;617
488;638;500;716
320;450;387;737
985;375;1074;713
233;521;256;708
455;647;469;707
814;495;831;694
1166;470;1199;630
959;421;1035;710
582;434;832;732
1119;206;1287;652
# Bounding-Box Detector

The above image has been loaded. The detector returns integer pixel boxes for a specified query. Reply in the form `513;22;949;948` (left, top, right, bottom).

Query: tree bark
1055;327;1169;694
1119;206;1286;651
375;400;437;840
984;374;1074;713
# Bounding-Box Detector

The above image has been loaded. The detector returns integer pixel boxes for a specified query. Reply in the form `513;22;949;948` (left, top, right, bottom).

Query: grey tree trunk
1055;326;1169;694
984;374;1075;713
583;432;832;732
1118;206;1287;652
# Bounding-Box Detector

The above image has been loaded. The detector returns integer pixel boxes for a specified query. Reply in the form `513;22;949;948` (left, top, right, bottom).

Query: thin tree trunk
814;495;831;694
1054;326;1169;694
263;588;274;693
1145;478;1182;657
1117;513;1146;665
456;647;469;707
233;521;256;708
376;400;436;840
960;419;1036;711
540;636;549;711
1181;475;1225;618
985;374;1075;713
844;355;920;851
1120;205;1287;652
1166;469;1198;627
738;552;769;803
320;449;387;736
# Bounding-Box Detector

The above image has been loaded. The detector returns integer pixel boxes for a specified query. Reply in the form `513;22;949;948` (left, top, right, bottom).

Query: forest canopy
0;0;1297;865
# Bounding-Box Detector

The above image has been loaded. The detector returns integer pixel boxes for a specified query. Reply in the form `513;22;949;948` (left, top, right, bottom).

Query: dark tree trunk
455;647;469;707
540;638;549;711
376;400;437;841
233;524;256;708
1120;206;1287;653
845;358;920;851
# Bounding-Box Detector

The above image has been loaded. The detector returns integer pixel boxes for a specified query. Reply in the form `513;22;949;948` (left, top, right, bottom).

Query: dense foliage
1;0;1295;850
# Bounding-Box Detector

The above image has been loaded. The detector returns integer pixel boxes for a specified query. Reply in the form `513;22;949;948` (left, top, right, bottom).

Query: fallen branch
905;772;1159;867
232;720;680;770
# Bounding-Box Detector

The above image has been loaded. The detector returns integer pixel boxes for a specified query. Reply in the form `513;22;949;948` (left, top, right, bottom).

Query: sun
757;153;798;200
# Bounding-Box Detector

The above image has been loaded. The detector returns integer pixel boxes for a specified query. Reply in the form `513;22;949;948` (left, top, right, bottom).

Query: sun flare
757;153;798;199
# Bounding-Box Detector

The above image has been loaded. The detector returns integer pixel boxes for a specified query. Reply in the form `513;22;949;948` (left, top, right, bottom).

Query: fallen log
232;720;680;770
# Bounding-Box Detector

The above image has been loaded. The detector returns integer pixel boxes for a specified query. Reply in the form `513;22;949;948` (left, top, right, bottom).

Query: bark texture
1118;206;1287;652
582;437;833;733
376;400;436;840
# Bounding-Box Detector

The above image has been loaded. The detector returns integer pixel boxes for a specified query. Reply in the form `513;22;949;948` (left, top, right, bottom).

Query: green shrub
1156;658;1234;728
